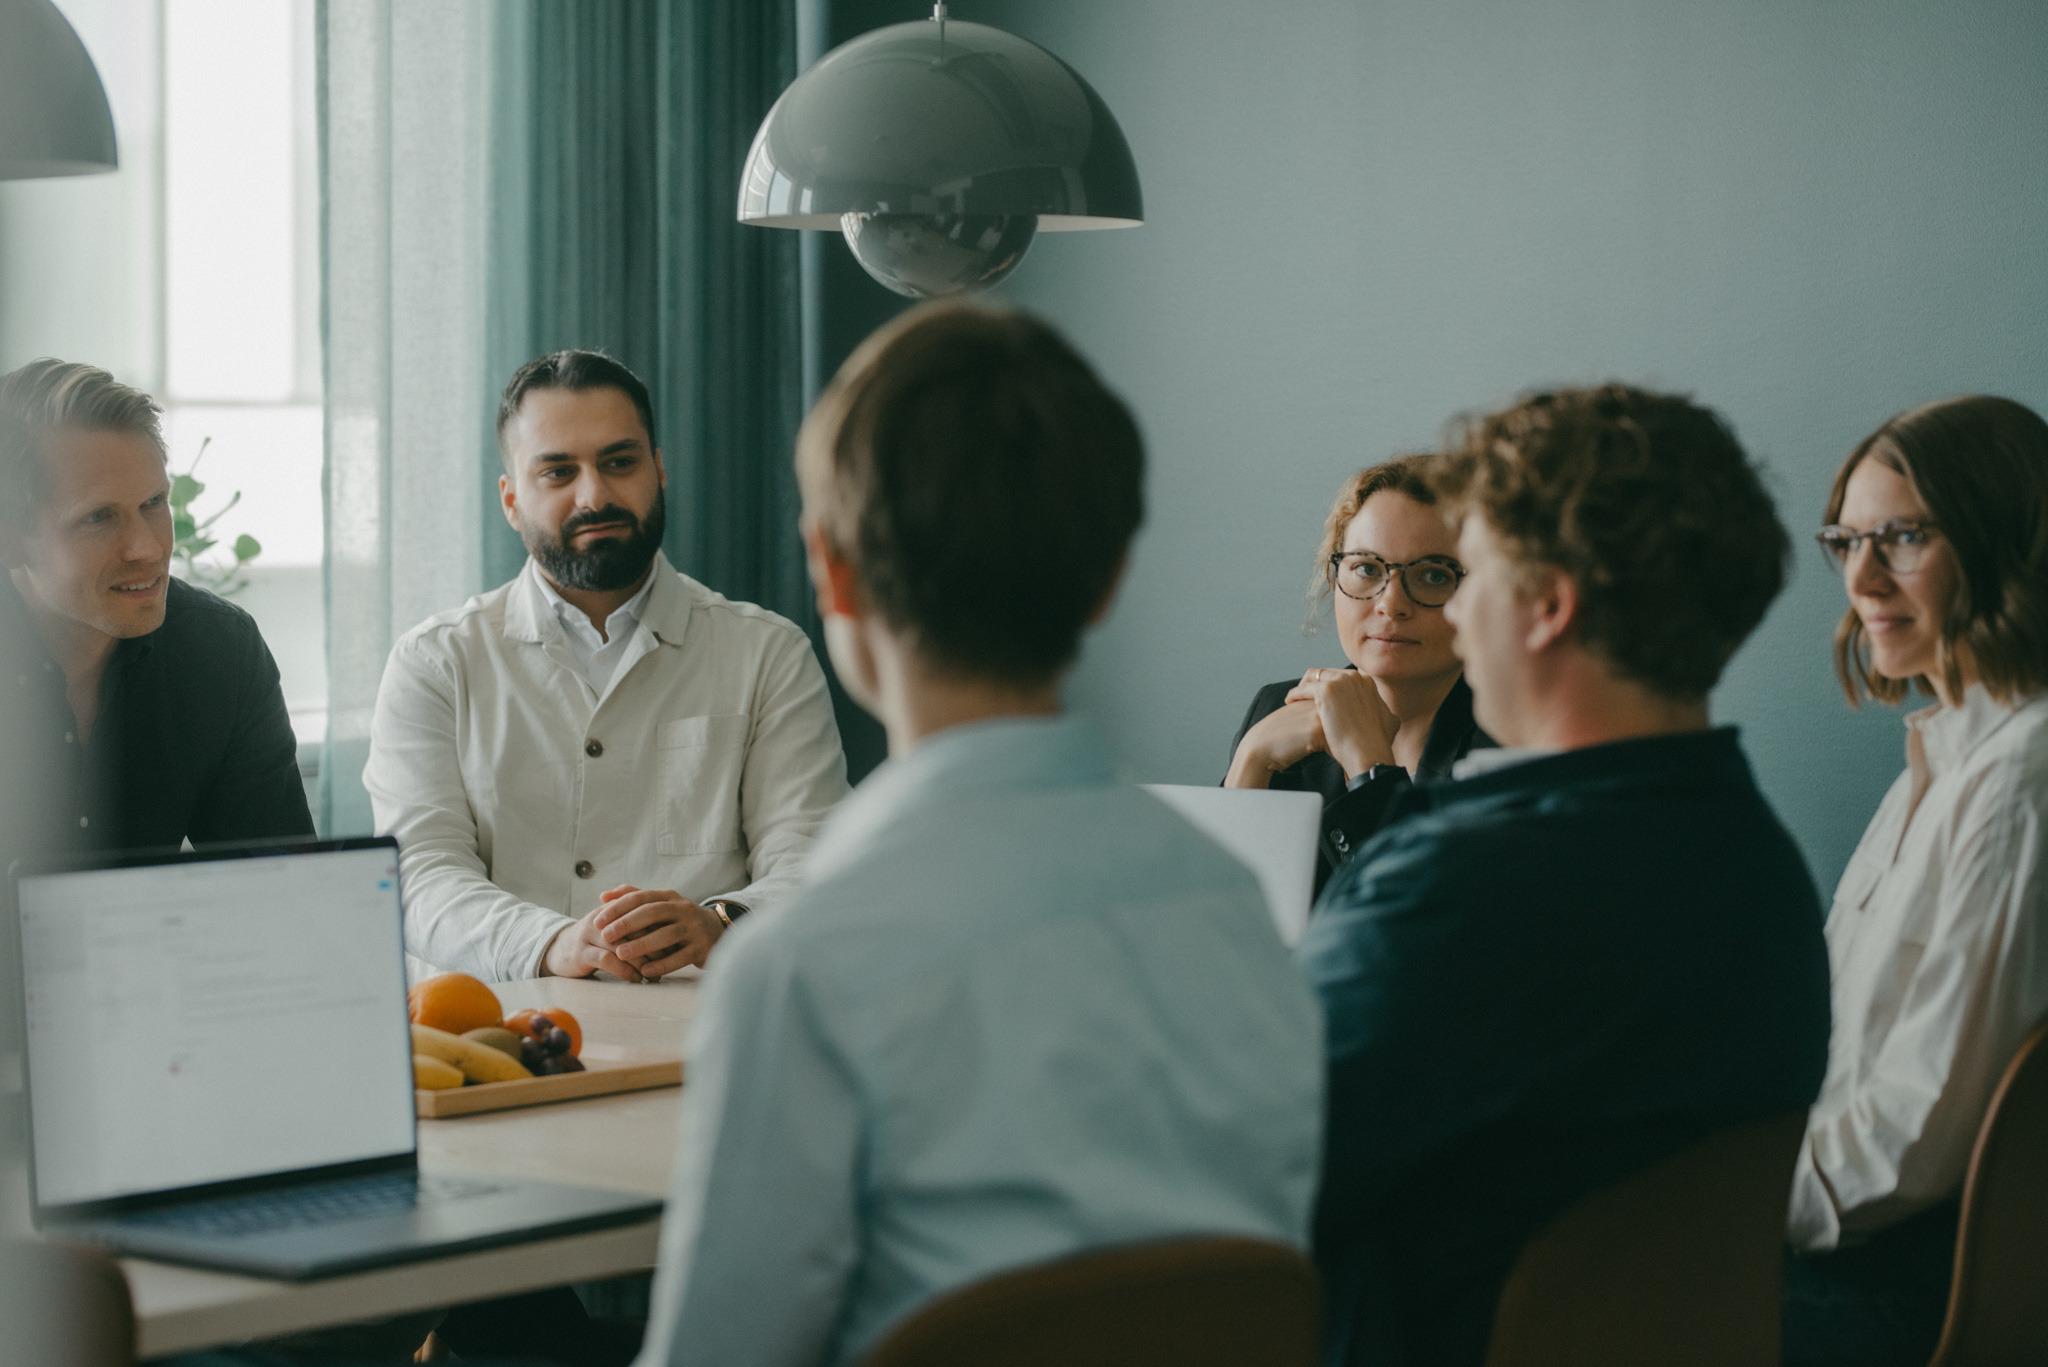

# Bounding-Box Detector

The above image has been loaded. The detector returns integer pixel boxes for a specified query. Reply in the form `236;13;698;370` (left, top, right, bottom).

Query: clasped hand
542;885;725;983
1227;667;1399;786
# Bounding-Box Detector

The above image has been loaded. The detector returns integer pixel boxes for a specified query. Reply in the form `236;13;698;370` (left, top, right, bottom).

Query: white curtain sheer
318;0;493;834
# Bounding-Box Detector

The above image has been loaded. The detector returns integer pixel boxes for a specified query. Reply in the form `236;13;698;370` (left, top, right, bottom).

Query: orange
408;973;503;1036
506;1007;583;1058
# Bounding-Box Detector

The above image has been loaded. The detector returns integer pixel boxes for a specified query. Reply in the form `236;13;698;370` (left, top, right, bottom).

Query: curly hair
1827;396;2048;707
1428;383;1789;701
1305;454;1438;623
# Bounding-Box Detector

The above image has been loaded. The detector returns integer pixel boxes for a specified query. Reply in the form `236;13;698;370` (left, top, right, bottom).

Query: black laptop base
45;1173;662;1281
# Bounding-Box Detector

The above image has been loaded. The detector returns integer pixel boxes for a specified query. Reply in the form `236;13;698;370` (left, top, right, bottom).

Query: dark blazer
2;575;315;858
1300;729;1832;1367
1226;672;1492;895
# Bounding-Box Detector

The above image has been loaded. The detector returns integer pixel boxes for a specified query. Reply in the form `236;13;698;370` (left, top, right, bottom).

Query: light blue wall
964;0;2048;892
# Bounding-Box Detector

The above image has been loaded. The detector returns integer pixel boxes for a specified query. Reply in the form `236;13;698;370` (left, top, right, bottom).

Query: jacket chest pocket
1830;851;1886;920
655;715;749;856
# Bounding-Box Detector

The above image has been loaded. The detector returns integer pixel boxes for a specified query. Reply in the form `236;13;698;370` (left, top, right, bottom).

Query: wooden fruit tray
416;1045;682;1118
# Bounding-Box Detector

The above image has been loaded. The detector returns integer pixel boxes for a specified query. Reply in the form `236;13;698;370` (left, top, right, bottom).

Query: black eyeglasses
1328;552;1465;607
1815;520;1941;575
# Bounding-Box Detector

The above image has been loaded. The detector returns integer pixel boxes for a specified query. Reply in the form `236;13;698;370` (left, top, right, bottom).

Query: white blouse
1789;686;2048;1250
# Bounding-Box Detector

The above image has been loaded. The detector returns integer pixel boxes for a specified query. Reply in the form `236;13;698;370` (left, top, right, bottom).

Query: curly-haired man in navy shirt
1304;385;1833;1367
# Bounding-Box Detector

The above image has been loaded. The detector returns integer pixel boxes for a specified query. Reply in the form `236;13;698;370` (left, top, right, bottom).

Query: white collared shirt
364;553;850;981
1449;744;1561;780
634;715;1322;1367
535;567;657;695
1789;686;2048;1249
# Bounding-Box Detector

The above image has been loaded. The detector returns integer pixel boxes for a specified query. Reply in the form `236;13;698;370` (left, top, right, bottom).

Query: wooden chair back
859;1235;1320;1367
1;1240;136;1367
1483;1109;1808;1367
1927;1017;2048;1367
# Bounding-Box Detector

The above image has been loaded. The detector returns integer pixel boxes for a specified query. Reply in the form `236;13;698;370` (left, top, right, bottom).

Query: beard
521;496;667;592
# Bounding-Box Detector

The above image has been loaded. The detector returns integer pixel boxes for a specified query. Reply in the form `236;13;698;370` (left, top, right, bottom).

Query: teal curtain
485;1;810;628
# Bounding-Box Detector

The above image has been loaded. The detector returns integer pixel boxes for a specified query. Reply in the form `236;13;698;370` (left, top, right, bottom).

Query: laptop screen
17;842;417;1210
1140;785;1323;947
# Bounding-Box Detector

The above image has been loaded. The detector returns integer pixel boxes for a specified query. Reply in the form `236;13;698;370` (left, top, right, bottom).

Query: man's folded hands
541;885;725;982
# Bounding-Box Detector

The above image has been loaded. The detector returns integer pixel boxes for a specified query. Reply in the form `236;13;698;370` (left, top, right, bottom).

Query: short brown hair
0;358;166;531
1307;454;1438;618
1430;383;1789;701
496;349;655;458
1826;396;2048;707
796;303;1144;685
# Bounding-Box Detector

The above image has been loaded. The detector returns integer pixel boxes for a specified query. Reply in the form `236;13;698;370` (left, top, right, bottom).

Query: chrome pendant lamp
0;0;118;180
739;3;1141;298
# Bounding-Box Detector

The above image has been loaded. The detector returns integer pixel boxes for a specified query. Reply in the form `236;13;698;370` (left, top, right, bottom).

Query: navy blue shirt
1301;729;1831;1367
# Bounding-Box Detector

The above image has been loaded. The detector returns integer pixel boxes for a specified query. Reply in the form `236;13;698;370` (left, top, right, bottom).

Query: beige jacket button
574;859;594;879
585;739;604;758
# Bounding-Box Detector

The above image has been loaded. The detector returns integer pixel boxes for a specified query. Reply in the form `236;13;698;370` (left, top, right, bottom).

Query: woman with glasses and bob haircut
1784;395;2048;1367
1224;456;1492;894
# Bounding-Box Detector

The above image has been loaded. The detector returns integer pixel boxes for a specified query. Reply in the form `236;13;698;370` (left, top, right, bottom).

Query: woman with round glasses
1784;396;2048;1367
1223;456;1492;894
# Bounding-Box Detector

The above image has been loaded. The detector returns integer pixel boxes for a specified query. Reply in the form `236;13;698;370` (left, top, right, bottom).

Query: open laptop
12;836;662;1280
1141;785;1323;946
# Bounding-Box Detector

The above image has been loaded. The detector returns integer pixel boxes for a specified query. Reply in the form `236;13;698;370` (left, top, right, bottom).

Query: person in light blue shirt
634;303;1323;1367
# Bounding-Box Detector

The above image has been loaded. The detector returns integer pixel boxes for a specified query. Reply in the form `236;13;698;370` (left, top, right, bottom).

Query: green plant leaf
194;489;242;530
232;534;261;561
171;474;204;506
173;515;196;543
187;535;216;556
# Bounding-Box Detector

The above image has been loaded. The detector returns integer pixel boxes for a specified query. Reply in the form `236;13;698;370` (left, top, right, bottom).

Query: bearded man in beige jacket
365;350;849;983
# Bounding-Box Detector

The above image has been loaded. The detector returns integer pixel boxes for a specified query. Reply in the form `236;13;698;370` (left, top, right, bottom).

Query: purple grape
545;1026;571;1054
519;1038;544;1070
555;1054;585;1074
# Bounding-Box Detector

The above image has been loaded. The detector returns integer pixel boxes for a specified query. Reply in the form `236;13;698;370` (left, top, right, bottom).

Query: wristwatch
706;899;747;930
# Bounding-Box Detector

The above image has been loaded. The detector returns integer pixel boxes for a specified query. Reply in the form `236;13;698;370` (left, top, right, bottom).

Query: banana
411;1022;533;1083
413;1054;464;1090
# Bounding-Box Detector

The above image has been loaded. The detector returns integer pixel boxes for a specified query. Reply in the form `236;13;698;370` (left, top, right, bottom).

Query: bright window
158;0;326;742
165;0;302;404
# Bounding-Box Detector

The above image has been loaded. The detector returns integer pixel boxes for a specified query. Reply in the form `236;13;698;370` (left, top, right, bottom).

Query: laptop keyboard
122;1172;506;1240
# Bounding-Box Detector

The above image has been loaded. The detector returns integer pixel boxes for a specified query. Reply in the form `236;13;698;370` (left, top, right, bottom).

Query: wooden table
123;976;701;1359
